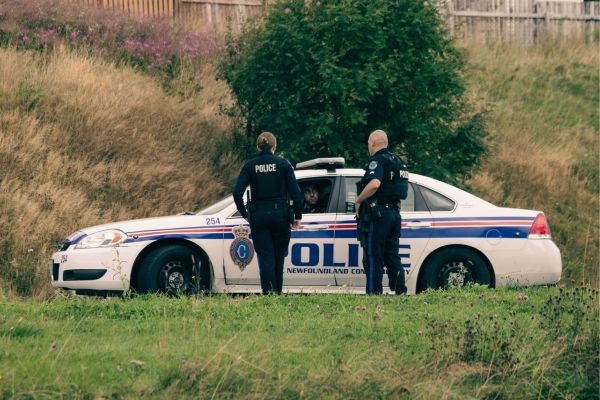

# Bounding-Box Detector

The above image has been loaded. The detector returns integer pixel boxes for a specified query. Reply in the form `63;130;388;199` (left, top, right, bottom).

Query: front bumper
50;245;143;292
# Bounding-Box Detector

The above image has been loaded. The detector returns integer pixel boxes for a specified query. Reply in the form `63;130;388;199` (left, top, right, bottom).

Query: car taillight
528;213;551;239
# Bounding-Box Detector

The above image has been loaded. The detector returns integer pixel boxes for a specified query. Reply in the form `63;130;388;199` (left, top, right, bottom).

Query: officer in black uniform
232;132;303;294
355;130;409;295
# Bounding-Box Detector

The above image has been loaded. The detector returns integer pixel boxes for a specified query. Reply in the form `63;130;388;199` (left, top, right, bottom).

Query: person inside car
302;184;326;213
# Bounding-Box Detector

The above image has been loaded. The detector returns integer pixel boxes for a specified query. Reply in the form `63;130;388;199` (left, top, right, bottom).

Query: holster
367;199;382;220
356;203;372;248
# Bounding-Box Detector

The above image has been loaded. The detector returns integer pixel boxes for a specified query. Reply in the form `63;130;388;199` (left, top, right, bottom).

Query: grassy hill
0;0;597;296
0;47;239;296
465;43;599;287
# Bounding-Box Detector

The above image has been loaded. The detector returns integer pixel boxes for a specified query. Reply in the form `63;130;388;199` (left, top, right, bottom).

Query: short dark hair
303;184;319;193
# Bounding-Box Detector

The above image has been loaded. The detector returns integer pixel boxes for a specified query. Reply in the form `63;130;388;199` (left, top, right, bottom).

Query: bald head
368;129;388;155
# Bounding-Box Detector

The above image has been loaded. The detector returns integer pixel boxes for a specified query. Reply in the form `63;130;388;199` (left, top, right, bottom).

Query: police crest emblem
229;225;254;271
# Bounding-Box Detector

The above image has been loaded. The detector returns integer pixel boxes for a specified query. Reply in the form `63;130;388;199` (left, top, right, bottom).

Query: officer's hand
355;202;361;219
292;219;301;229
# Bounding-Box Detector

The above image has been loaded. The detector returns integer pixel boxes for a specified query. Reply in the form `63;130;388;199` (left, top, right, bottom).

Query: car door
332;176;433;288
283;177;339;286
222;177;340;287
223;201;261;286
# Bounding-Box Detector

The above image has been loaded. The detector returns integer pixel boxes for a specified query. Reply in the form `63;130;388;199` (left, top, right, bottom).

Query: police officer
355;130;409;295
232;132;303;294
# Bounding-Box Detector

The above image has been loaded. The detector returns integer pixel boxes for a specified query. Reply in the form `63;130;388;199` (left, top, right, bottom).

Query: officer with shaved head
232;132;303;294
355;130;409;295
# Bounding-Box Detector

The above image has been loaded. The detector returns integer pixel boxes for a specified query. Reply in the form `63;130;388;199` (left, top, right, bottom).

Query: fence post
447;0;455;37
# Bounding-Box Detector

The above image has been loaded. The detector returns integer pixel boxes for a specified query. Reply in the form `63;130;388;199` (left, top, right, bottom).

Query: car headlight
74;229;128;249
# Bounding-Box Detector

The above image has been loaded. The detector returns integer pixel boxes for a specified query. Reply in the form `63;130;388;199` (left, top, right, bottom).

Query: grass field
0;286;597;399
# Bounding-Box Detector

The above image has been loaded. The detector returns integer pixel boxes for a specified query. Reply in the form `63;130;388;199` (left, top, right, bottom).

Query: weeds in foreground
0;287;596;399
425;287;599;398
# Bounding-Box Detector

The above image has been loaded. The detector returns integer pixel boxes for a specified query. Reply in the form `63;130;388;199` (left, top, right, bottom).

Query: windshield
196;196;234;215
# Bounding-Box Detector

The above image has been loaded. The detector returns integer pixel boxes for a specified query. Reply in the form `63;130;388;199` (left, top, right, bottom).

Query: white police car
50;158;561;295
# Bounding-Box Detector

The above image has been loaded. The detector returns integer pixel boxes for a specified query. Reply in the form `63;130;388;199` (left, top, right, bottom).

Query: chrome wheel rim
159;260;189;292
437;260;474;289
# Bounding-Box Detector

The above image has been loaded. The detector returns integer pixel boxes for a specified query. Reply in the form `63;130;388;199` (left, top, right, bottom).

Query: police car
50;158;561;295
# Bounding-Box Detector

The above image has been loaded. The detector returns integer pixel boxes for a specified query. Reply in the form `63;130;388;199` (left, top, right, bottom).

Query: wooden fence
175;0;269;28
444;0;600;44
79;0;175;18
77;0;269;26
78;0;600;42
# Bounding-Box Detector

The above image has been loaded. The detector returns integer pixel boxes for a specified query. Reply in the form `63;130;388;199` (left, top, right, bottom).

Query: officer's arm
355;157;384;215
355;179;381;205
232;163;251;219
284;162;303;220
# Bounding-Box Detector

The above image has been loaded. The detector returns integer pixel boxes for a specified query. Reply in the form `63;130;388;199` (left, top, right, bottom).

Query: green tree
220;0;487;184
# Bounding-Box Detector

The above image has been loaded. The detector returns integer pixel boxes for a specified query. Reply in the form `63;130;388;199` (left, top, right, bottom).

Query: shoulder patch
368;161;378;170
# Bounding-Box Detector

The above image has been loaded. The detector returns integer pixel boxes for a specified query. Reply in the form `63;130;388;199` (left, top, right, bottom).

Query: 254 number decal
205;217;221;225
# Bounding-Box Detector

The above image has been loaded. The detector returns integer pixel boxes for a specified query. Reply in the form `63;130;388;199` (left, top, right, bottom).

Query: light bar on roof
296;157;345;170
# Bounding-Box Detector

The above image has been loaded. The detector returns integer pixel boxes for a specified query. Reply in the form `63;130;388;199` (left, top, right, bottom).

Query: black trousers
250;210;291;294
362;206;407;295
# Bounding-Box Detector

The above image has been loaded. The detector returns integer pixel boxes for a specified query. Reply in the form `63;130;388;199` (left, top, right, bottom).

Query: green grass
0;286;597;399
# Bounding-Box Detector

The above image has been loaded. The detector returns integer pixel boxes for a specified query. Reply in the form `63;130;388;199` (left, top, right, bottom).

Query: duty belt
249;200;287;212
379;201;399;211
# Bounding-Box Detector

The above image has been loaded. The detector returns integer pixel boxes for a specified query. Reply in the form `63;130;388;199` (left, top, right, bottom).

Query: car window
341;177;360;213
339;177;423;213
419;185;456;212
228;178;336;218
298;178;335;214
401;184;416;212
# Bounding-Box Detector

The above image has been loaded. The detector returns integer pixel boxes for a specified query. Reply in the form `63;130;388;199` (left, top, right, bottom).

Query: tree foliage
220;0;487;183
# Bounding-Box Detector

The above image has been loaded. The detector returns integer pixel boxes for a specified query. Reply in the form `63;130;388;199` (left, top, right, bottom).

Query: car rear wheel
418;248;492;292
136;245;206;295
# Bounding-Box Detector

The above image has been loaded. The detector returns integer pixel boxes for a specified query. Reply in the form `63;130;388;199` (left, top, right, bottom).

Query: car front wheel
136;245;202;295
418;248;492;292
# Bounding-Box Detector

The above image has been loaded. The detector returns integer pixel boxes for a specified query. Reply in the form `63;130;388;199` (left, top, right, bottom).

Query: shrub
220;0;487;183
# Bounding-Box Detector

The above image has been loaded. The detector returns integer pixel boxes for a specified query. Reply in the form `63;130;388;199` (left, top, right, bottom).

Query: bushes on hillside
0;0;222;93
220;0;487;183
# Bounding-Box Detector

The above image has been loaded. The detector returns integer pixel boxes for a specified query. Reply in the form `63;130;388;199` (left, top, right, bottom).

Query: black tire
136;245;206;295
418;247;492;292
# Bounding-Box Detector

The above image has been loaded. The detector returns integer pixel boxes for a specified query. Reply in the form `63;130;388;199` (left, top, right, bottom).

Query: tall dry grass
465;41;599;286
0;38;597;297
0;46;238;296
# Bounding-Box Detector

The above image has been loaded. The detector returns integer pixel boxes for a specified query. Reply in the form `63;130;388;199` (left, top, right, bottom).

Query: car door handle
303;224;329;231
405;221;432;229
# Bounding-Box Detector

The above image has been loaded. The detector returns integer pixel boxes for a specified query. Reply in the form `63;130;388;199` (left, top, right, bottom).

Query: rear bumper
494;239;562;287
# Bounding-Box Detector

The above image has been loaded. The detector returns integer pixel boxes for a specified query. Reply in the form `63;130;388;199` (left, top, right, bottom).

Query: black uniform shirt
362;148;409;203
232;149;303;219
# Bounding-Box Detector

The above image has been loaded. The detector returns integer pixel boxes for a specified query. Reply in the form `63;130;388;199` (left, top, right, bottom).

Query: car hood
78;214;210;236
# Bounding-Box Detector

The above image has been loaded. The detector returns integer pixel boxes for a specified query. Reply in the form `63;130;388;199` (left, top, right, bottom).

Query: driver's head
303;185;319;205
